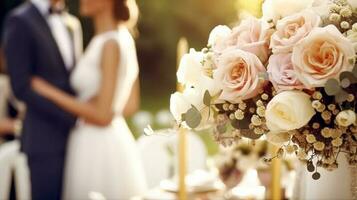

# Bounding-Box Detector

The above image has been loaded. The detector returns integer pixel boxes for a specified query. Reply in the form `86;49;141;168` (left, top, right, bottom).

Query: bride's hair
114;0;139;36
114;0;130;22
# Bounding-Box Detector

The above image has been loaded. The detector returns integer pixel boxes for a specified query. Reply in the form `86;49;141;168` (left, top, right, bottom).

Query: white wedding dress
63;26;148;199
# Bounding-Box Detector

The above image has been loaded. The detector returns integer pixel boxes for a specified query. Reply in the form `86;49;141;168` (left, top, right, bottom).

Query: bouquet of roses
170;0;357;179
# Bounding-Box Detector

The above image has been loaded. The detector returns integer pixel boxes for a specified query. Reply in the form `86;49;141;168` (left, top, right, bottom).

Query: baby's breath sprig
324;0;357;34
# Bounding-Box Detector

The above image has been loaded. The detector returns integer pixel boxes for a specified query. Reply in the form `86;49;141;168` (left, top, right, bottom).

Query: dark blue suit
2;2;77;200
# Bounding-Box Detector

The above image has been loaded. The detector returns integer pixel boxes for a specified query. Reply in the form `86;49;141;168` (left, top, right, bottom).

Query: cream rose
266;90;315;132
267;53;305;91
336;110;356;127
270;10;321;53
208;25;231;47
214;17;271;63
292;25;355;88
213;48;267;102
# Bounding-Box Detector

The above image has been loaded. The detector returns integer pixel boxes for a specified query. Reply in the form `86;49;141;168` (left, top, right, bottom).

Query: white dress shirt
0;75;10;120
31;0;75;70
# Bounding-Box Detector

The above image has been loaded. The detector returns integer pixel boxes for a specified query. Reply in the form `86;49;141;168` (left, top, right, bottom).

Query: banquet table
131;187;226;200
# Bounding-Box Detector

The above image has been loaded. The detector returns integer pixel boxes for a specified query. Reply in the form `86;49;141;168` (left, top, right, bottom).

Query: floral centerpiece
216;140;268;187
170;0;357;179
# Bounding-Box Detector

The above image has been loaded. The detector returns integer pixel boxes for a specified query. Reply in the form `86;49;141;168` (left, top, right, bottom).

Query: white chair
137;130;207;188
0;141;31;200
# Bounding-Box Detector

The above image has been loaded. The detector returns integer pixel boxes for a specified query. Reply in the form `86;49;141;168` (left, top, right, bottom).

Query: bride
31;0;148;198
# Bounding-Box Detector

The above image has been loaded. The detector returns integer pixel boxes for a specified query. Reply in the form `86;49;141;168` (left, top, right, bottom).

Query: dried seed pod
312;172;321;180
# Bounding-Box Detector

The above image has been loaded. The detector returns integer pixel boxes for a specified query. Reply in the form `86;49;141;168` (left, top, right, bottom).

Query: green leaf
353;65;357;77
203;90;211;106
181;113;186;121
185;106;202;129
340;71;357;84
324;79;341;96
335;90;349;103
348;57;356;65
340;78;351;88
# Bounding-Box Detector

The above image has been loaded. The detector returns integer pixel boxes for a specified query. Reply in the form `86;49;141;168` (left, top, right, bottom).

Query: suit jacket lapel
28;3;69;75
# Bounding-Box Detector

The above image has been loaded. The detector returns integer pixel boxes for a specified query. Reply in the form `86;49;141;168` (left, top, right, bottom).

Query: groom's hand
0;118;15;135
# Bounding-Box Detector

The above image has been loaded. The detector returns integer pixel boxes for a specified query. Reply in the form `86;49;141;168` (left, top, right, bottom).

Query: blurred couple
2;0;147;199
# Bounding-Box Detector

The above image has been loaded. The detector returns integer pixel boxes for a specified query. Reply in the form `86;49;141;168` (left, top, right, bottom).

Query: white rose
336;110;356;127
170;92;191;123
170;88;207;125
208;25;231;47
262;0;314;22
177;48;204;87
195;75;221;97
266;91;315;132
177;49;220;96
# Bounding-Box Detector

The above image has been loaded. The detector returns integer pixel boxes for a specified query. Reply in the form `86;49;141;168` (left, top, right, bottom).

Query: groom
2;0;82;199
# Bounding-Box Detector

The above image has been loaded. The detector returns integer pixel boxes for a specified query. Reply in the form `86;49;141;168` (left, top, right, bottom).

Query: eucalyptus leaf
340;78;351;88
324;79;341;96
258;72;269;80
203;90;211;106
185;106;202;129
348;57;356;65
241;129;263;140
340;71;357;84
181;113;186;121
353;65;357;77
335;90;349;103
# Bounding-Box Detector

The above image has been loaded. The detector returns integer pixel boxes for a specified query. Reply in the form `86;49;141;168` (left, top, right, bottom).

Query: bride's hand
83;97;116;125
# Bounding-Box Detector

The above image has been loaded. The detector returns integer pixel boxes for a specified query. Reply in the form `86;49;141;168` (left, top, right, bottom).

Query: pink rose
292;25;355;88
214;48;267;102
270;10;321;53
268;53;305;91
214;17;271;63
